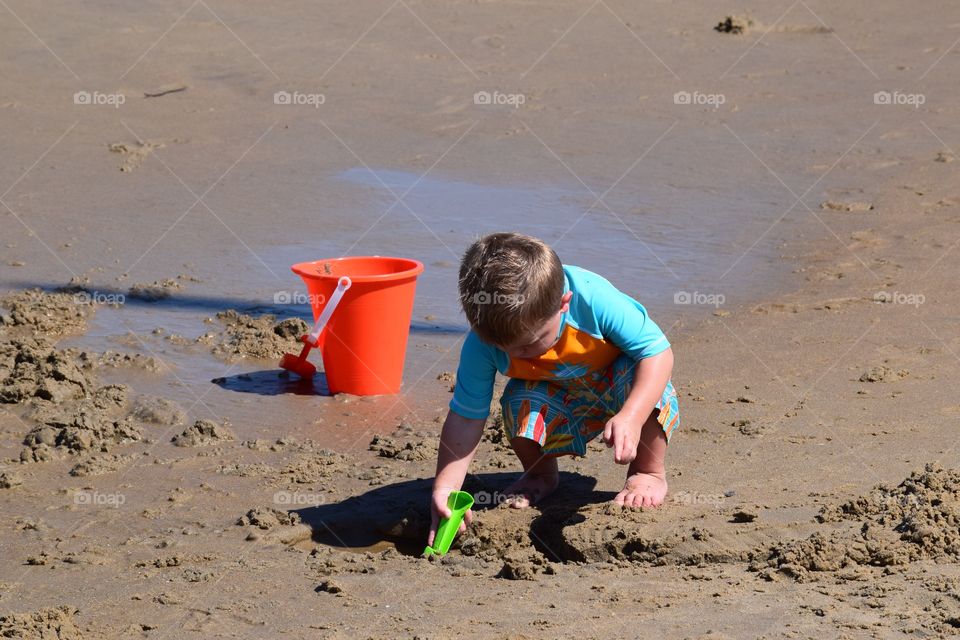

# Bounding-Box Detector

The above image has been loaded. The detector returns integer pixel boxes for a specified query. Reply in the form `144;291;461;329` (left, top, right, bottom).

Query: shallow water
14;166;795;451
322;166;792;319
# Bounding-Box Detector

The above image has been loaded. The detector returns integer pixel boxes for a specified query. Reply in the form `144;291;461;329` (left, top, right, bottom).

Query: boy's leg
614;410;668;508
503;437;559;509
499;377;571;509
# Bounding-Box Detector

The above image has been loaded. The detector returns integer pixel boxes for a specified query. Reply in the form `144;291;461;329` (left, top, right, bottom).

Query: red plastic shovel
279;276;351;379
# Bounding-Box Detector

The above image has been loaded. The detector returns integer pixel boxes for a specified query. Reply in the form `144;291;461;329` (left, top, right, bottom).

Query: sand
202;310;308;361
0;289;94;337
0;606;85;640
2;0;960;637
169;419;235;448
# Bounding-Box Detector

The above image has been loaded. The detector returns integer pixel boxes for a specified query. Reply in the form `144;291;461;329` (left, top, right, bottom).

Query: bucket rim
290;255;424;283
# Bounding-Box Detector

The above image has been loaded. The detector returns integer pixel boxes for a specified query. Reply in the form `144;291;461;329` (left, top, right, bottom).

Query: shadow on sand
293;471;612;559
211;369;332;396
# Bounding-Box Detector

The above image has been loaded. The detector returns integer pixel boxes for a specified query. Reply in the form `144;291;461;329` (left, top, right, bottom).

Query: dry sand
2;1;960;638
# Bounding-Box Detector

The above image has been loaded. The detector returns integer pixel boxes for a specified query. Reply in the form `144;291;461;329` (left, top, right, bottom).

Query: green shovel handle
423;490;474;556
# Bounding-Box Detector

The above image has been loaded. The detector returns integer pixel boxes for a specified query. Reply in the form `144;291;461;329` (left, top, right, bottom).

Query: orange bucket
290;256;424;395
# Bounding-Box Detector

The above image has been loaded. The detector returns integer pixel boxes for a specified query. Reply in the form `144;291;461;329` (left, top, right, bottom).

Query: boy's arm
603;347;674;464
428;409;486;546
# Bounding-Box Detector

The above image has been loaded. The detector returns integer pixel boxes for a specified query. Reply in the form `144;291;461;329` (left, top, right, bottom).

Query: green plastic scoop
423;490;474;556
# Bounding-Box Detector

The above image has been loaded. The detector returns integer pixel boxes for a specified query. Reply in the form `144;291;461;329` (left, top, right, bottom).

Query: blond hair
458;232;565;346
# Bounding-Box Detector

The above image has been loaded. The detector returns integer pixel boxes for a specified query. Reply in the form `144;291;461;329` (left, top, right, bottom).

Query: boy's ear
560;291;573;312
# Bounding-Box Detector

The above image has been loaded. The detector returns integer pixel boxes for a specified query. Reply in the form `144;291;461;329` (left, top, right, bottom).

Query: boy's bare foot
614;471;667;508
503;471;559;509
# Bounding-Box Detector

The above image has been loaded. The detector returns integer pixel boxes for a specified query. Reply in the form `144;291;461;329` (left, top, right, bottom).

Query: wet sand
2;1;960;638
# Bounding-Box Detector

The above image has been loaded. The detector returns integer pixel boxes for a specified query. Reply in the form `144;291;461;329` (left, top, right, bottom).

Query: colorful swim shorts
499;352;680;457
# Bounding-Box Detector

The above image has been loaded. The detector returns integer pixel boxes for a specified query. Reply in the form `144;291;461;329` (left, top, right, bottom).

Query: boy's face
501;291;573;359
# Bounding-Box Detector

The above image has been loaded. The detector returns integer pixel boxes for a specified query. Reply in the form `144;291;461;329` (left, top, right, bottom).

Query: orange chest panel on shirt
505;323;621;380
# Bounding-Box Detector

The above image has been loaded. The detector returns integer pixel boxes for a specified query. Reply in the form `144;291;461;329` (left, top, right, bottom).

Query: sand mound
1;328;155;469
69;453;137;477
539;502;766;567
279;450;352;485
444;482;773;574
496;548;555;580
0;289;93;337
126;278;182;302
368;434;438;461
203;311;307;361
753;464;960;580
21;385;138;462
456;506;552;579
131;396;186;426
171;419;234;447
0;605;84;639
238;506;301;530
859;365;909;382
0;339;92;404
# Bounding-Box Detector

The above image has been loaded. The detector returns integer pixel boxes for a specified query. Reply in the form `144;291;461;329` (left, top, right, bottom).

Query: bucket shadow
292;471;600;557
211;369;331;396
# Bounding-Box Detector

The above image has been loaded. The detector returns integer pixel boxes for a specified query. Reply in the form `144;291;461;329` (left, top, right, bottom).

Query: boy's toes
615;473;668;509
504;489;536;509
505;493;529;509
631;494;644;508
613;488;664;509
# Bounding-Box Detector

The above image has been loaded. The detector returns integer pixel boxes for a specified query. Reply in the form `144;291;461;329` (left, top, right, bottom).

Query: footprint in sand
431;95;469;116
820;200;875;212
471;34;505;49
108;140;166;172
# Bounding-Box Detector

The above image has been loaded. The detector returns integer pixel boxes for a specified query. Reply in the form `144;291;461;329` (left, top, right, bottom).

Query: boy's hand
427;486;473;547
603;411;642;464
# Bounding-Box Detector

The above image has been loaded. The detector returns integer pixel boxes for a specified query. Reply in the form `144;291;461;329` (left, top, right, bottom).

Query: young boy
427;232;680;547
